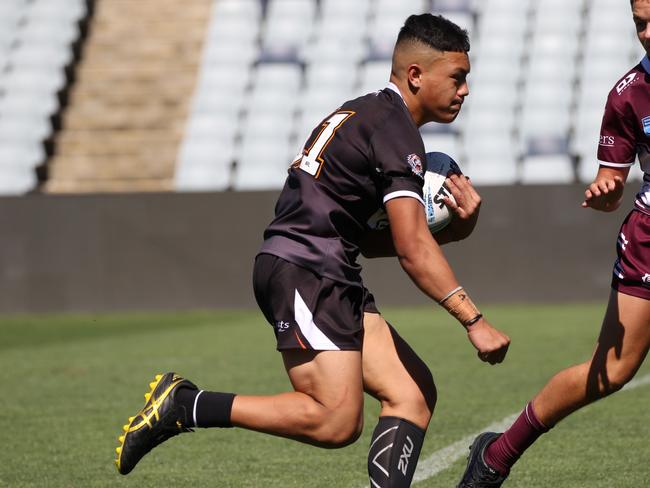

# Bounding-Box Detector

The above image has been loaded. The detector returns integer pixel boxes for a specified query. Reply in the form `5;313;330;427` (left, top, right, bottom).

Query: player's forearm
396;237;460;302
386;197;461;300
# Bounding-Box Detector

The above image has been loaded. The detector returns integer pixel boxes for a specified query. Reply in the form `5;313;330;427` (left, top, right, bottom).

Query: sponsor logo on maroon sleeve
599;135;615;147
616;72;638;95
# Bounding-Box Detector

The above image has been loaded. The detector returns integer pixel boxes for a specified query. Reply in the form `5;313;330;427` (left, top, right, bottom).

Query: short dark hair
396;13;470;53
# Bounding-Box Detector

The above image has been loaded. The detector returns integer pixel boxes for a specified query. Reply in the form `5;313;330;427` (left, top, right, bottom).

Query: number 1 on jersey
296;111;355;177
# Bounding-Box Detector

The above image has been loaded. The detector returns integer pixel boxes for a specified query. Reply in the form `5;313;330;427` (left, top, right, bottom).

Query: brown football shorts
253;253;378;351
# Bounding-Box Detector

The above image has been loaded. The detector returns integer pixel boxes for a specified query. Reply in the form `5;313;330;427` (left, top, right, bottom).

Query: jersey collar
642;55;650;74
386;82;408;108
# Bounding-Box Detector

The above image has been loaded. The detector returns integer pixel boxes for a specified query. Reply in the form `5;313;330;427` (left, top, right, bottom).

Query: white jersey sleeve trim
598;159;635;168
383;190;425;206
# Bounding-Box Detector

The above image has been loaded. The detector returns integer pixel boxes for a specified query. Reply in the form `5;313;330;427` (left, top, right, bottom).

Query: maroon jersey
259;84;426;285
597;56;650;214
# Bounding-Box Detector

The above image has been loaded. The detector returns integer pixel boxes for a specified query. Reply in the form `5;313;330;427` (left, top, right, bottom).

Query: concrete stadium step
91;21;207;41
69;78;197;102
95;0;208;18
44;178;174;193
46;0;212;194
48;154;176;180
56;130;183;156
75;66;198;83
81;42;204;66
62;106;188;131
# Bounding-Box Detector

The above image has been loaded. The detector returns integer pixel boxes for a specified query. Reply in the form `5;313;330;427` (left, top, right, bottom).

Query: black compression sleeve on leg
368;416;425;488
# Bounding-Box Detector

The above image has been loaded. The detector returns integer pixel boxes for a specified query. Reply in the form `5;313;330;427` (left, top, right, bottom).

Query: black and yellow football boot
115;372;197;475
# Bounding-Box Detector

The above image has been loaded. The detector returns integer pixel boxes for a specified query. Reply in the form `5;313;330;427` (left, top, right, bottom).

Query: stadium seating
0;0;88;195
46;0;213;193
177;0;649;190
0;0;647;194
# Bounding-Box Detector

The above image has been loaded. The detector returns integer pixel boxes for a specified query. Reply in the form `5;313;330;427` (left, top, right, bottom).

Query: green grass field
1;303;648;487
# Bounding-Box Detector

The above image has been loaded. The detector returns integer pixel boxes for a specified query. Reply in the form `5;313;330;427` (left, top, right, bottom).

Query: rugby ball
367;152;462;234
423;152;461;232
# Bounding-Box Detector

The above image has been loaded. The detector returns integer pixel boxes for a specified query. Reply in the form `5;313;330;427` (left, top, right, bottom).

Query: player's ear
407;63;423;90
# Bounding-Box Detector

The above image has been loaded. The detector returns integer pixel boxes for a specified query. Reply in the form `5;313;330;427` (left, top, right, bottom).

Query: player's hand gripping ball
367;152;462;233
423;152;461;232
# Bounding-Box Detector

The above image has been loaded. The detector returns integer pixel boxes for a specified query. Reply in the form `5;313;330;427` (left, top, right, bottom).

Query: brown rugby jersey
597;55;650;214
259;83;426;285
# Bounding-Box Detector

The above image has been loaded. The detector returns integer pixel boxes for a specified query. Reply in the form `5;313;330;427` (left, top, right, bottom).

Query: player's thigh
362;312;435;428
283;349;364;413
590;289;650;387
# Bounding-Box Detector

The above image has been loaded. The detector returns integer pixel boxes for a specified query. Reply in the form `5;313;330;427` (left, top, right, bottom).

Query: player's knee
322;418;364;448
601;364;636;395
586;362;635;399
296;401;330;433
388;369;437;422
298;400;363;447
314;408;364;448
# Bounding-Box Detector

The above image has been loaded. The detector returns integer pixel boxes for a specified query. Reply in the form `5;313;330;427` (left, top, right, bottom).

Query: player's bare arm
386;196;510;364
581;166;629;212
360;174;483;256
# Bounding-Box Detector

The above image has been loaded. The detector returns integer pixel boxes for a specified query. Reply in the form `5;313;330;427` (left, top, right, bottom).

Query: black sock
175;387;236;428
368;416;425;488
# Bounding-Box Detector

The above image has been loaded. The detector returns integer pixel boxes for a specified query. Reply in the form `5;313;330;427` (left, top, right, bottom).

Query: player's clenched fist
581;169;626;212
466;319;511;365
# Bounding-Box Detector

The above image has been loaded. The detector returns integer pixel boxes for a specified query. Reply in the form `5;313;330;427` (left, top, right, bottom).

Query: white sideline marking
624;372;650;390
359;372;650;487
411;414;518;485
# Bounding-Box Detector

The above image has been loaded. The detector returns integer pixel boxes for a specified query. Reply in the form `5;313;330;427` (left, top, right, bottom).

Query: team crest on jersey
642;116;650;136
406;154;423;177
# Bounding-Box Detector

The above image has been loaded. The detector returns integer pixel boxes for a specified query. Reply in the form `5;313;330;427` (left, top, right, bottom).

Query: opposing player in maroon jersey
114;14;510;487
457;1;650;486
